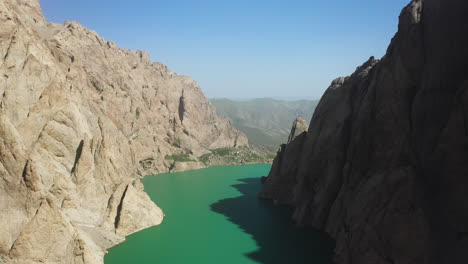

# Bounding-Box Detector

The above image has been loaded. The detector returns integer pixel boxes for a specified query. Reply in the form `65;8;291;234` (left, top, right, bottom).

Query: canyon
2;0;468;263
0;0;248;263
261;0;468;263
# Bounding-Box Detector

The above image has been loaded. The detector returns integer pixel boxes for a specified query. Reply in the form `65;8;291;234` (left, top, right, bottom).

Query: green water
105;165;334;264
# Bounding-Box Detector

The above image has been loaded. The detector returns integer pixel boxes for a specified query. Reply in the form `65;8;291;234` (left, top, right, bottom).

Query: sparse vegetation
164;153;195;162
210;147;234;156
197;146;273;165
165;147;274;168
198;153;211;164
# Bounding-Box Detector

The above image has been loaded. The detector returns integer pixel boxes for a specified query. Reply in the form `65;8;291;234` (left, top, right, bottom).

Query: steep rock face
260;117;309;203
287;116;308;144
261;0;468;263
0;0;247;263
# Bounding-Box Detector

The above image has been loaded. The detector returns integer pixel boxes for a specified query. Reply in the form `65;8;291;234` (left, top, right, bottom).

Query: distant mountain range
211;98;319;151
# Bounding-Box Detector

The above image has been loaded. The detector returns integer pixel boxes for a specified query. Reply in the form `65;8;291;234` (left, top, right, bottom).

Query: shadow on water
210;177;335;264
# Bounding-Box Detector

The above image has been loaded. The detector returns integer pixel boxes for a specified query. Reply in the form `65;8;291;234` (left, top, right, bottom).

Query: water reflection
210;178;335;264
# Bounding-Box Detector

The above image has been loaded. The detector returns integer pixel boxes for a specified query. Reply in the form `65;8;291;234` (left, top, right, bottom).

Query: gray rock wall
262;0;468;263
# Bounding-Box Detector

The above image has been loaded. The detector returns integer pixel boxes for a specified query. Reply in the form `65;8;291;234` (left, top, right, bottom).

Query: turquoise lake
105;164;334;264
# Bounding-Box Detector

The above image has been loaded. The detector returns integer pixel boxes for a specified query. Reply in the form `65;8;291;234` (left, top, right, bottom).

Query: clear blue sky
40;0;410;99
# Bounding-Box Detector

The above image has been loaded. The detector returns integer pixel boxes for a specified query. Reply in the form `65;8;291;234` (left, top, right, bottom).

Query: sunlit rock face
262;0;468;263
0;0;247;263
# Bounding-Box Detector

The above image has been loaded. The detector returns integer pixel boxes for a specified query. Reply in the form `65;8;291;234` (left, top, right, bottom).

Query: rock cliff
261;0;468;263
0;0;247;263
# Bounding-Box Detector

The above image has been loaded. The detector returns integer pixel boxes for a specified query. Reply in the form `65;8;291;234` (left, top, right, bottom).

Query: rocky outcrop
287;117;308;143
261;0;468;263
0;0;247;263
259;117;309;203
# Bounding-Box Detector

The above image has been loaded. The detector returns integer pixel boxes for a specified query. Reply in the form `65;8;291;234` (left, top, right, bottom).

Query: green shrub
164;153;195;162
210;147;234;156
198;153;211;164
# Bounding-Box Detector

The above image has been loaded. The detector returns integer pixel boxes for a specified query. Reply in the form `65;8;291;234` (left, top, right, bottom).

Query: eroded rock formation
261;0;468;263
0;0;247;263
286;117;308;144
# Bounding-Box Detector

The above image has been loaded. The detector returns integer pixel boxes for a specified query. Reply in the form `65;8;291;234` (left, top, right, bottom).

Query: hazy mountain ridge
211;98;319;151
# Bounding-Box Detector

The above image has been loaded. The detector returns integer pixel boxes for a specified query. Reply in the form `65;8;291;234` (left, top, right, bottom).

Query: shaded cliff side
0;0;247;263
261;0;468;263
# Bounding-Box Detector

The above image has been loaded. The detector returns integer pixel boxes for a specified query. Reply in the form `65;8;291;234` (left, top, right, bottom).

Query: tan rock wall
0;0;247;263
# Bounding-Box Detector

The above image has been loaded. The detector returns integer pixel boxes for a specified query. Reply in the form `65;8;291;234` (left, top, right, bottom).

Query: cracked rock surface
0;0;247;263
262;0;468;263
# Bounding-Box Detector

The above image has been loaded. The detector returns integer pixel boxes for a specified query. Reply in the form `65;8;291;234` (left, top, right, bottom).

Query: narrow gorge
0;0;248;263
2;0;468;263
262;0;468;263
